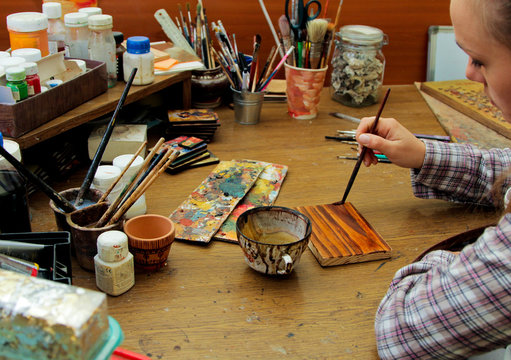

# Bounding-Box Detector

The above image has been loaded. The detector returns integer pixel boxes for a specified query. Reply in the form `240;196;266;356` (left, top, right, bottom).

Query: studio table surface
29;85;501;359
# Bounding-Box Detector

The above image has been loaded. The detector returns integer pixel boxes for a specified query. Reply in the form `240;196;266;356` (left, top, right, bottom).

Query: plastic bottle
113;31;125;82
112;154;147;219
21;62;41;97
5;67;29;102
6;12;49;57
10;48;42;63
123;36;155;85
64;12;89;59
43;2;66;54
94;230;135;296
88;14;116;88
0;133;32;233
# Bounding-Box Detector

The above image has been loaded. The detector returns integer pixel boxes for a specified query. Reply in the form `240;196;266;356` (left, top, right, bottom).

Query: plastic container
43;2;66;54
112;154;147;219
0;134;31;233
11;48;42;62
7;12;49;57
5;66;28;102
21;62;41;96
123;36;154;85
330;25;388;107
64;12;89;59
0;231;72;284
88;14;116;88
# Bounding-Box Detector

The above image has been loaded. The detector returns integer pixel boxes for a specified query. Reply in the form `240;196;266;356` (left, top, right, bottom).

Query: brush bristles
307;18;329;43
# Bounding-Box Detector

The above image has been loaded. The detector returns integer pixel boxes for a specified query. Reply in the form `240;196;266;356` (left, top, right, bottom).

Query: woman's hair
475;0;511;50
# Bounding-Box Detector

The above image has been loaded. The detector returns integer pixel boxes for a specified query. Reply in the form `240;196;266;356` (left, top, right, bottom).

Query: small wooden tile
295;202;392;267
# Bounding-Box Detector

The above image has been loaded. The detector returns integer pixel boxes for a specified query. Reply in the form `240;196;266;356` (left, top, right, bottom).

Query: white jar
94;230;135;296
11;48;41;62
123;36;154;85
112;154;147;219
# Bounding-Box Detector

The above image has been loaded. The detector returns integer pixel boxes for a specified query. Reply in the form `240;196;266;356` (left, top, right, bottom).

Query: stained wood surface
27;86;501;359
420;80;511;139
296;202;391;266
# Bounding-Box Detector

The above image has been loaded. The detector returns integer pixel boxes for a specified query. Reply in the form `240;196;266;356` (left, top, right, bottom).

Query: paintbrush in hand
336;88;391;205
307;18;328;69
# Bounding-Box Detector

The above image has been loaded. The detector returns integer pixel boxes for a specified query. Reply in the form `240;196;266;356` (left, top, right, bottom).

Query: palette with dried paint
295;202;392;266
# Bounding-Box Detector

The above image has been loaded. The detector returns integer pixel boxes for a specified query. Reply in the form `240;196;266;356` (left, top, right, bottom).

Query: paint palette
295;202;392;266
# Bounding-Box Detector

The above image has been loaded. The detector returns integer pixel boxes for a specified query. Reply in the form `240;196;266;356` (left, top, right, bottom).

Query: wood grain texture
296;202;391;266
26;86;502;359
0;0;451;85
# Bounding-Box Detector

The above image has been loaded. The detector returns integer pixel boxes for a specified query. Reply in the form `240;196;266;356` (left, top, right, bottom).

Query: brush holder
191;65;230;108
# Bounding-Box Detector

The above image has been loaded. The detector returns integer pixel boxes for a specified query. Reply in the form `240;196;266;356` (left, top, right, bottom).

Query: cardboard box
0;54;108;138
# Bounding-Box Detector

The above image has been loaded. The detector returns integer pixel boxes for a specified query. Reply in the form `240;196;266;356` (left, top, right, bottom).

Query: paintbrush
74;68;137;207
178;3;191;45
258;45;294;91
255;45;276;88
336;88;391;205
258;44;281;88
325;0;344;66
307;18;328;69
278;15;293;64
249;34;262;92
0;145;76;213
320;22;335;68
257;0;285;58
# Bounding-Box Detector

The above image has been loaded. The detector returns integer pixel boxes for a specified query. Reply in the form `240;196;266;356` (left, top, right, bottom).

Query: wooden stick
325;0;344;67
97;140;147;203
107;150;178;225
336;88;391;205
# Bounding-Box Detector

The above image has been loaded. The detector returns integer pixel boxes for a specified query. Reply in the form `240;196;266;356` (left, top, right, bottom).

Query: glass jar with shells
330;25;388;107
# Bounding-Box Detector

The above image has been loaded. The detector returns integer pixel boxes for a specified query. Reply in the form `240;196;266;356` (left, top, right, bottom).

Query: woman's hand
356;116;426;168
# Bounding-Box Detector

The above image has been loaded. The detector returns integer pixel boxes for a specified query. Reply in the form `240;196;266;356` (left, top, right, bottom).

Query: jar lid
338;25;387;46
126;36;150;54
64;12;88;27
0;57;26;69
7;12;48;32
113;31;124;45
88;14;113;29
5;66;26;81
78;7;102;17
11;48;42;62
97;230;129;262
21;62;38;75
93;165;121;187
42;2;62;19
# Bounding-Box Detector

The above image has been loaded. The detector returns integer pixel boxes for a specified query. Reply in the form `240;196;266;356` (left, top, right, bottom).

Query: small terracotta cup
123;214;175;271
236;206;312;275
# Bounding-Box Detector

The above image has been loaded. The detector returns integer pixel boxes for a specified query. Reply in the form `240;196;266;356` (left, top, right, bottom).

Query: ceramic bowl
123;214;175;271
236;206;312;275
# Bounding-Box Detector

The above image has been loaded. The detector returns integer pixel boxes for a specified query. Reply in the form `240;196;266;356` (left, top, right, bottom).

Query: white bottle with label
94;230;135;296
123;36;154;85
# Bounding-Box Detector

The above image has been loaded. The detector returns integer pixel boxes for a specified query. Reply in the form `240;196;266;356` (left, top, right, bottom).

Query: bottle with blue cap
0;133;31;233
123;36;154;85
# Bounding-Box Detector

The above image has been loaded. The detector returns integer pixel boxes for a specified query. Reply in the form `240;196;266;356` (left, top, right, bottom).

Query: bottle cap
93;165;121;188
126;36;151;54
97;230;129;262
113;31;124;45
42;2;62;19
88;14;113;29
21;62;38;76
7;12;48;32
64;12;88;27
0;57;26;70
339;25;387;46
11;48;42;62
78;7;102;17
68;59;86;73
5;66;26;81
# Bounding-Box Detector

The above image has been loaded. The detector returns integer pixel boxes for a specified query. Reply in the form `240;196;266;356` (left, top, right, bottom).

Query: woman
356;0;511;358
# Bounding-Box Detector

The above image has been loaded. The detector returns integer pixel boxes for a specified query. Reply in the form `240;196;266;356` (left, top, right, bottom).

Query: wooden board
420;80;511;139
295;202;392;267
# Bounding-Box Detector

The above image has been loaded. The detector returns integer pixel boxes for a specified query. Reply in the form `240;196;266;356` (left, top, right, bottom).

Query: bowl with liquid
236;206;312;275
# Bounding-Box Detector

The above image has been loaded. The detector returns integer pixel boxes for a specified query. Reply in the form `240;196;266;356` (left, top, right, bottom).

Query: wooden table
11;71;192;150
29;85;500;359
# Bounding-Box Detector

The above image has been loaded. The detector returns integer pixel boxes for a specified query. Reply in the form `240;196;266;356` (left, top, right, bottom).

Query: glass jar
64;12;89;59
330;25;388;107
43;2;66;54
88;14;116;88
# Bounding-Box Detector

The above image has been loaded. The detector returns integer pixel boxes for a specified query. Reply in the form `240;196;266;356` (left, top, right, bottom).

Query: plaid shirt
375;140;511;359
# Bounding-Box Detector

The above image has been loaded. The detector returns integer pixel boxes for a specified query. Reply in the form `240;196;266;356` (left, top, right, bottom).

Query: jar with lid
0;133;32;233
88;14;116;88
43;2;66;54
64;12;89;59
330;25;388;107
21;62;41;96
123;36;154;85
6;12;49;57
5;67;28;102
11;48;42;63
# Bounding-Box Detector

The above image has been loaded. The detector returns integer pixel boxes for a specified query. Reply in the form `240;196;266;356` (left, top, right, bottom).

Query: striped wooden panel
295;202;392;267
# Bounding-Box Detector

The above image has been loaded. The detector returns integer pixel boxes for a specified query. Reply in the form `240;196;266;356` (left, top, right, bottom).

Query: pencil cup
284;63;328;120
232;87;265;125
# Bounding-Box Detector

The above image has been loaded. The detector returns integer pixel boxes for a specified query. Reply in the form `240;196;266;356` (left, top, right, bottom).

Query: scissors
285;0;322;40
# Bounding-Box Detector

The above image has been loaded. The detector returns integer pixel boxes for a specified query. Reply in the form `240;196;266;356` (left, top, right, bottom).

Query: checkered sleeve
410;140;511;207
375;213;511;359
